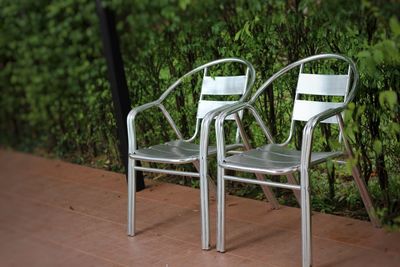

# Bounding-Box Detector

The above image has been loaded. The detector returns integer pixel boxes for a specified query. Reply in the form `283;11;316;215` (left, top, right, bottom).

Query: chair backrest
247;54;358;146
292;64;351;124
197;70;249;120
155;58;254;142
190;65;250;143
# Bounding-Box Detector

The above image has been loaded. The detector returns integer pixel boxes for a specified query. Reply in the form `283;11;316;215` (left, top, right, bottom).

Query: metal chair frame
214;54;381;267
127;58;279;250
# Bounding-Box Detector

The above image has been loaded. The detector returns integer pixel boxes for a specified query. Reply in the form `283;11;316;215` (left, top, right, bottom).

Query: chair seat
221;144;343;175
130;140;241;164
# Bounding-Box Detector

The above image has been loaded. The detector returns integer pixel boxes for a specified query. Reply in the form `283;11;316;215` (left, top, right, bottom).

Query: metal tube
133;166;200;178
200;103;246;250
300;124;313;267
300;113;318;267
127;101;159;154
287;173;301;205
249;54;359;105
216;166;226;252
300;168;312;267
224;175;301;190
159;58;256;103
337;115;381;227
159;104;184;140
192;160;211;250
127;157;136;236
248;106;275;143
234;114;280;209
186;119;200;142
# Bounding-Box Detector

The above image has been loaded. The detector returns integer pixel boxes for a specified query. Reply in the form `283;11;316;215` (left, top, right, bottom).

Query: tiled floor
0;149;399;266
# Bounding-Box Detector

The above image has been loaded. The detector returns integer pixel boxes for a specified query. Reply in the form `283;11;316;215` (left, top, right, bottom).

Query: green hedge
0;0;399;224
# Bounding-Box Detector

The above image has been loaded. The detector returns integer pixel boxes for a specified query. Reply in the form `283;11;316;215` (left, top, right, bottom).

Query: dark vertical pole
96;0;144;191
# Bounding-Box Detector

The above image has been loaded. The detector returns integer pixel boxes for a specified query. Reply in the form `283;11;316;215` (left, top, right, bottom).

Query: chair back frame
127;58;255;155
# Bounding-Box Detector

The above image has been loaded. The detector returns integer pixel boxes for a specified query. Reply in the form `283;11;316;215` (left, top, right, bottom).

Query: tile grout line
30;230;129;267
2;181;398;259
1;150;399;261
223;213;400;257
0;191;276;267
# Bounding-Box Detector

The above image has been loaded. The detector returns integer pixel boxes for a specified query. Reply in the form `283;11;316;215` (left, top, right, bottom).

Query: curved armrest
217;102;250;122
127;101;160;119
199;102;247;159
214;102;250;162
215;101;278;162
127;101;160;154
300;105;347;167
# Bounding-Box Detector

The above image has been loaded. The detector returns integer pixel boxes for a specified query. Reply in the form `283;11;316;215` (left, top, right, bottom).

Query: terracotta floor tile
0;149;399;267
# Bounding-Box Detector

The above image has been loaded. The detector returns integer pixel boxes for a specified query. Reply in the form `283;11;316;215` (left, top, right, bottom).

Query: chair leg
193;160;211;250
216;166;226;252
350;160;381;227
127;157;136;236
301;169;312;267
337;116;381;227
235;116;280;209
254;173;280;209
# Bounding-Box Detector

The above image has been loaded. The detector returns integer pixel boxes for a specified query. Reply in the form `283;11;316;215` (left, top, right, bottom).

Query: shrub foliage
0;0;399;224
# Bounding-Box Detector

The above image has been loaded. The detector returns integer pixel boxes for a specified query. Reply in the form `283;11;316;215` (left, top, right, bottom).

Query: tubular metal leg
193;160;217;196
337;116;381;227
127;157;136;236
235;116;280;209
194;160;210;250
301;168;312;267
254;173;280;209
216;166;226;252
350;162;381;227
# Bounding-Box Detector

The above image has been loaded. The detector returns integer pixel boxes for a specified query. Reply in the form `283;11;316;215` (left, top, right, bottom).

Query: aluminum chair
215;54;381;266
127;58;279;250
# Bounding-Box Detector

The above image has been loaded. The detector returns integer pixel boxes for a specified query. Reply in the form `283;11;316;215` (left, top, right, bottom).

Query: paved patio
0;149;399;266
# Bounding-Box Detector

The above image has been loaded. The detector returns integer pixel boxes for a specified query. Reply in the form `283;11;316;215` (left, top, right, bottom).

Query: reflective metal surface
126;58;256;250
221;144;343;175
214;54;379;267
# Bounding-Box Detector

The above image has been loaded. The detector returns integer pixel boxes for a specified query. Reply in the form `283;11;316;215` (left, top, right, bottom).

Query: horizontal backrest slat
297;73;349;96
197;100;238;120
201;75;247;95
292;100;343;124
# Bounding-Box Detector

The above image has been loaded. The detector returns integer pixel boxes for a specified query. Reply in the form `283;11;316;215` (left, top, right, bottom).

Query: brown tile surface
0;149;399;266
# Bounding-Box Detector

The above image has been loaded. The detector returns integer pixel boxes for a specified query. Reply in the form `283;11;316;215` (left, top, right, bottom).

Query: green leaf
159;67;170;80
243;22;252;38
373;140;383;155
179;0;190;10
357;51;371;58
389;17;400;37
234;30;241;41
372;50;384;64
379;90;398;110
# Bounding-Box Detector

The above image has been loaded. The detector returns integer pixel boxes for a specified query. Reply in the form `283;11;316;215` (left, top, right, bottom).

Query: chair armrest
217;102;250;121
300;105;347;167
199;102;246;159
214;102;250;162
127;101;160;119
127;101;160;154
